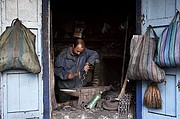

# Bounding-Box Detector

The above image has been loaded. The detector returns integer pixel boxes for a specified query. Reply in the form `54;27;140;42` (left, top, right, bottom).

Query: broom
143;82;162;109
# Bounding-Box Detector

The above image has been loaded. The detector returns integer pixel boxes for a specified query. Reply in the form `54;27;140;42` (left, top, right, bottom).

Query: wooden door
140;0;180;119
0;0;43;119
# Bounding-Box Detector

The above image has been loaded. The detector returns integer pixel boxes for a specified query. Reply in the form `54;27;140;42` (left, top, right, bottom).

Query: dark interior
51;0;136;102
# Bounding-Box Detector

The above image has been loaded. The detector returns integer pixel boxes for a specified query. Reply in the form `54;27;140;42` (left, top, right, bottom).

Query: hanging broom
143;82;162;109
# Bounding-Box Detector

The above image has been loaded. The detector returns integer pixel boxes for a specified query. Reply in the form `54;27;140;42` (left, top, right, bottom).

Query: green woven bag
0;18;41;73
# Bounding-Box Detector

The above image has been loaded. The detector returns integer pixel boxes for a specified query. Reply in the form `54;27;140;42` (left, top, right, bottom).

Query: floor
52;109;119;119
52;100;135;119
52;88;135;119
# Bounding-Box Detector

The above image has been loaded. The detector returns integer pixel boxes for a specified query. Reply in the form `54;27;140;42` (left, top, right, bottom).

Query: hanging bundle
143;82;162;109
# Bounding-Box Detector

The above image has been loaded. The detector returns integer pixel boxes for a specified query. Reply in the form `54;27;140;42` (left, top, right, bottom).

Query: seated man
54;39;100;102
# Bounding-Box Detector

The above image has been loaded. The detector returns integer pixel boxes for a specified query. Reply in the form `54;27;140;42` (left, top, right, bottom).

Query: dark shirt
54;46;99;88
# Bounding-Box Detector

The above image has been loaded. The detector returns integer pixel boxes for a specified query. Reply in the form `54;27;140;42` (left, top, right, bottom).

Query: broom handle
116;74;128;100
120;15;129;87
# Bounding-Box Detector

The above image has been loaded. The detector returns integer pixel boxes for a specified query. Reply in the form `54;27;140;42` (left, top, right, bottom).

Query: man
54;39;100;102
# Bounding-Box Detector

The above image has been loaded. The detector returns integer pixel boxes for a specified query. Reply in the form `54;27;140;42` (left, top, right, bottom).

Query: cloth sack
155;11;180;67
127;25;165;82
0;18;41;73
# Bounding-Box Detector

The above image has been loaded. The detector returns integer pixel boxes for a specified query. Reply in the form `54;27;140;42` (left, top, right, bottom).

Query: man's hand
84;63;90;73
67;73;74;79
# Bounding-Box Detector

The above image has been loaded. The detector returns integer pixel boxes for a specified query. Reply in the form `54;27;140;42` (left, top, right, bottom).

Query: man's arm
54;52;69;80
85;48;100;65
54;52;79;80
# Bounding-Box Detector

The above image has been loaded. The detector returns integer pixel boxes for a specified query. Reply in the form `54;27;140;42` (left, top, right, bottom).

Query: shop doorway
51;0;136;118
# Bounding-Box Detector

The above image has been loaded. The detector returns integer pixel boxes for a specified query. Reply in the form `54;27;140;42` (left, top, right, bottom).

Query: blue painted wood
7;73;38;112
0;1;43;118
2;71;41;119
136;0;142;118
140;0;180;119
136;81;142;119
141;68;179;119
148;75;176;116
42;0;50;119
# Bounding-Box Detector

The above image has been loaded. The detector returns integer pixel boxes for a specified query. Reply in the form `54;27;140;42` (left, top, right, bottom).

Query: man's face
73;44;84;55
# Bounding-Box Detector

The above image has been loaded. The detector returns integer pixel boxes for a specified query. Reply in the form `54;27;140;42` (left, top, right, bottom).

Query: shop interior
51;0;136;118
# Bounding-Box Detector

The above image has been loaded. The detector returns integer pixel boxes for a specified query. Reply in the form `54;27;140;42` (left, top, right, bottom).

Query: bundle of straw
143;82;162;109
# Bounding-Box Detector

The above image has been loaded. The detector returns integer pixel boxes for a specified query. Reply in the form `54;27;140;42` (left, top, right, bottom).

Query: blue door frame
136;81;142;119
42;0;50;119
136;0;143;118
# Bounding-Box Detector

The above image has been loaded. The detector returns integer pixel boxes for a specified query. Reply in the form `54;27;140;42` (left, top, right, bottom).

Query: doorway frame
135;0;142;119
42;0;51;119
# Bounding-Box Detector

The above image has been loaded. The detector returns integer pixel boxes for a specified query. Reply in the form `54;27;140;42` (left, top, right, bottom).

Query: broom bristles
144;82;162;109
